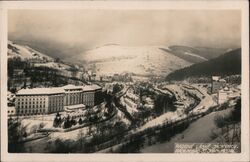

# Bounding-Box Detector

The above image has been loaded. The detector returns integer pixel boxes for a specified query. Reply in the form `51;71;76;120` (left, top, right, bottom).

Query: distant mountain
166;48;241;81
160;45;229;63
69;44;192;76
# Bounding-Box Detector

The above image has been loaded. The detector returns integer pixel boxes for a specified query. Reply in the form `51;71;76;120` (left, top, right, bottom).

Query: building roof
219;87;233;93
212;76;220;81
88;84;102;90
81;84;102;91
16;87;65;95
82;86;93;91
62;84;83;90
16;84;102;96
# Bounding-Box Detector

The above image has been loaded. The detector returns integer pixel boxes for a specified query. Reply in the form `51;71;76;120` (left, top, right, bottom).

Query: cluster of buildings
211;76;227;94
211;76;235;104
13;84;102;116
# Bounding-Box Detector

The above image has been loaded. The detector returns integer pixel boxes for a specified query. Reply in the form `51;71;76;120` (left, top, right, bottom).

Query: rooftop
212;76;221;81
16;84;102;95
87;84;102;90
16;87;65;95
62;84;83;90
82;86;93;91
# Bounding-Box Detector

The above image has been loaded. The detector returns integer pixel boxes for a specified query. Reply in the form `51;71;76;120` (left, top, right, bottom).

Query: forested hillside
166;48;241;81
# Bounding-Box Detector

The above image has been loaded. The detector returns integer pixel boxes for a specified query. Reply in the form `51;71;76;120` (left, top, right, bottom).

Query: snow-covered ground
34;62;71;70
134;83;216;133
189;84;216;113
20;118;53;134
137;111;180;132
8;41;82;79
163;84;186;101
184;52;208;61
50;127;89;141
71;45;192;76
8;41;53;61
141;108;233;153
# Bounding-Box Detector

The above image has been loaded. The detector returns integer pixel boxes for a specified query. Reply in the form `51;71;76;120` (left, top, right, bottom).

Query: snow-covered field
70;45;192;76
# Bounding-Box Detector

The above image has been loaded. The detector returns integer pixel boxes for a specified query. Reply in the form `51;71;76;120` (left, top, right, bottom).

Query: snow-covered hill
8;40;54;62
7;41;85;79
7;41;76;71
160;45;228;63
71;44;192;76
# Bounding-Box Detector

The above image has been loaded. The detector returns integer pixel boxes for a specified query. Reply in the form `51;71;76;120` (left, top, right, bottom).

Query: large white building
217;87;233;104
15;84;102;116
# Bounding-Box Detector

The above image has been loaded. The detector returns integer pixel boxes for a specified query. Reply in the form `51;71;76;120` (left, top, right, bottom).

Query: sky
8;10;241;59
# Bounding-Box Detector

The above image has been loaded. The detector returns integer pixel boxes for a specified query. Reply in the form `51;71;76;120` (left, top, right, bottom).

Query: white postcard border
1;1;249;162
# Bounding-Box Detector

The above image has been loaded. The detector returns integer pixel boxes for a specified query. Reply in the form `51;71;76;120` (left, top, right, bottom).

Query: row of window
17;101;46;105
17;105;46;109
16;97;46;101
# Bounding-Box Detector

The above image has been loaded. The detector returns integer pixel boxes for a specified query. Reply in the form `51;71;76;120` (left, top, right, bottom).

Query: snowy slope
8;40;54;61
72;44;192;76
160;45;228;63
7;41;75;72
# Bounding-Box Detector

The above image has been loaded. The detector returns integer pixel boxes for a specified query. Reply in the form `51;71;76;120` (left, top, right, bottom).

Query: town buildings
15;84;102;116
211;76;226;93
217;87;233;104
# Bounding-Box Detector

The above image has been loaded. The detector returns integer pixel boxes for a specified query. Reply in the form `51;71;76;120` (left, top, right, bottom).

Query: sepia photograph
1;1;249;162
